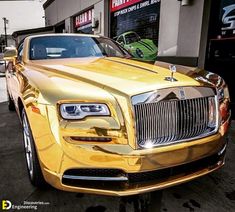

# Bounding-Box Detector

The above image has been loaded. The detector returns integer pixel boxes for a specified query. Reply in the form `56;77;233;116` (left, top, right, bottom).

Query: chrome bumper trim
63;175;128;181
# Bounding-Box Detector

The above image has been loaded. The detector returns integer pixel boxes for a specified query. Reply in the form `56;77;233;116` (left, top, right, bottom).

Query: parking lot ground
0;76;235;212
0;75;7;102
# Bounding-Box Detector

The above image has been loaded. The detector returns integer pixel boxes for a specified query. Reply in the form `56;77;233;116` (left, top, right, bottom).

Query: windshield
125;32;141;44
29;35;131;60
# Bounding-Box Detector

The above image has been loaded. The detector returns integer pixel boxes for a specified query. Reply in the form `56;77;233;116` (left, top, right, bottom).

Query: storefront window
110;0;161;62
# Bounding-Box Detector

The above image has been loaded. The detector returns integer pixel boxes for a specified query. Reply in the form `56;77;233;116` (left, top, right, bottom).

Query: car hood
26;57;217;104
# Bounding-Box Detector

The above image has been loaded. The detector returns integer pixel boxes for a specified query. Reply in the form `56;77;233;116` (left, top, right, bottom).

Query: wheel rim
22;112;33;178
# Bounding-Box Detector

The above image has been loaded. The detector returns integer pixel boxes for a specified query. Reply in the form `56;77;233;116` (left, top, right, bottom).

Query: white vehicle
0;60;7;73
1;47;16;73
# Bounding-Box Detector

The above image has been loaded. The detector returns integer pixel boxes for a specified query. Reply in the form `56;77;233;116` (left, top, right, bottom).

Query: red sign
110;0;142;12
75;9;93;28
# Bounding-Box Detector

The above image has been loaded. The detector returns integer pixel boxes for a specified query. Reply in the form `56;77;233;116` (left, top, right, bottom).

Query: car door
6;43;24;107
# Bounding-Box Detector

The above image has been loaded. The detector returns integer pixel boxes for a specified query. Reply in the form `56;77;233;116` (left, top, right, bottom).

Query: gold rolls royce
5;34;230;196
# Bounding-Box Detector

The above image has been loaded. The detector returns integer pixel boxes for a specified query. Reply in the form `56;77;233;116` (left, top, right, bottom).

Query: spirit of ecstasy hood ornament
165;64;178;82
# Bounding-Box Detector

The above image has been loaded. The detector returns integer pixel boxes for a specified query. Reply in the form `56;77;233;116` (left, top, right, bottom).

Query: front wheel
22;109;46;187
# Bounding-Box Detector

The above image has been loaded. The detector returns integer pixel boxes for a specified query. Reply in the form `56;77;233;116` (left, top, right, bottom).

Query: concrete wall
45;0;108;35
45;0;101;26
177;0;204;57
198;0;211;69
158;0;181;56
65;18;72;33
158;0;205;60
93;0;109;36
45;2;58;26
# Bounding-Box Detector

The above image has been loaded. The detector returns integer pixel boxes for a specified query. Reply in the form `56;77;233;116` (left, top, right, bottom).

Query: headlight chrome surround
60;103;110;120
216;76;230;102
216;78;230;124
217;85;229;102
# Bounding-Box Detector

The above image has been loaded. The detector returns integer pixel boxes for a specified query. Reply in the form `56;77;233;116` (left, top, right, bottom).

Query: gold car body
6;34;230;196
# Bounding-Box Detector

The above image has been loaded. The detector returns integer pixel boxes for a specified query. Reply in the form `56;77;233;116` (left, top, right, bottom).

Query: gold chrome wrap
5;34;230;196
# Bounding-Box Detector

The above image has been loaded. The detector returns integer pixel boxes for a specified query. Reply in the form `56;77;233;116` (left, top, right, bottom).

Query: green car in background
116;31;158;62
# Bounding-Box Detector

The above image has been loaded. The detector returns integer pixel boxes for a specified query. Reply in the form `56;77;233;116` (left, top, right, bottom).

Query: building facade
43;0;212;66
43;0;235;117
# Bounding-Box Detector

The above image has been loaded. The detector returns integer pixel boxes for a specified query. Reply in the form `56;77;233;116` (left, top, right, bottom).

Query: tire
22;109;46;187
7;91;15;111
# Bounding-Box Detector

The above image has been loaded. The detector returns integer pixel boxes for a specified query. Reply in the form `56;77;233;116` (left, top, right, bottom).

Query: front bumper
40;132;227;196
26;103;230;196
42;149;225;196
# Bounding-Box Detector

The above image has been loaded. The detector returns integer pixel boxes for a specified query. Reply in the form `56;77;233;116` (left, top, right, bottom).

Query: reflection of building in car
116;31;158;62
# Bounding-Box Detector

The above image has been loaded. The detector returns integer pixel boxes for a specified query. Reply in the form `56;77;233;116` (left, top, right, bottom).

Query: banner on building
111;0;142;12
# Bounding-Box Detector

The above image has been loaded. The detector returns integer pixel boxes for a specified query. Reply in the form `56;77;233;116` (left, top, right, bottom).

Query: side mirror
3;47;17;65
3;47;17;59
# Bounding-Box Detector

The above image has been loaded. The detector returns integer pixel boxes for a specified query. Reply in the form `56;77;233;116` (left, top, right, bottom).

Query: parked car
0;60;7;73
116;31;158;62
1;47;17;73
5;34;230;196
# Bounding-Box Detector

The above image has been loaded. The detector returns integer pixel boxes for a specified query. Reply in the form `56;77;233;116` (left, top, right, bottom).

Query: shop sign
111;0;142;12
75;9;93;28
111;0;160;17
220;0;235;36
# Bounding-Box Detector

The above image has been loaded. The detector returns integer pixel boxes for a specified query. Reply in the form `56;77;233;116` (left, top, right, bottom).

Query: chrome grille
134;97;217;148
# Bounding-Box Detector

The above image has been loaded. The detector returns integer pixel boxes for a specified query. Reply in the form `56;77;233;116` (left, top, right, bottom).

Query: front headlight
60;103;110;120
136;48;144;58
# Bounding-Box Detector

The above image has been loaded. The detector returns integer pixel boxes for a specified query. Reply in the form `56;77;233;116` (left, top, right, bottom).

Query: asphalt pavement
0;75;235;212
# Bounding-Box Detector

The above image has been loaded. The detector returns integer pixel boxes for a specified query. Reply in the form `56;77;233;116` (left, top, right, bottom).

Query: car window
29;36;131;60
18;43;24;62
125;32;141;44
117;36;125;44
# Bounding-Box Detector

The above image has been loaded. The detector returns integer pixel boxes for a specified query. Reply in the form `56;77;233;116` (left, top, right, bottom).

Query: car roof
122;31;136;35
26;33;101;40
117;31;138;37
